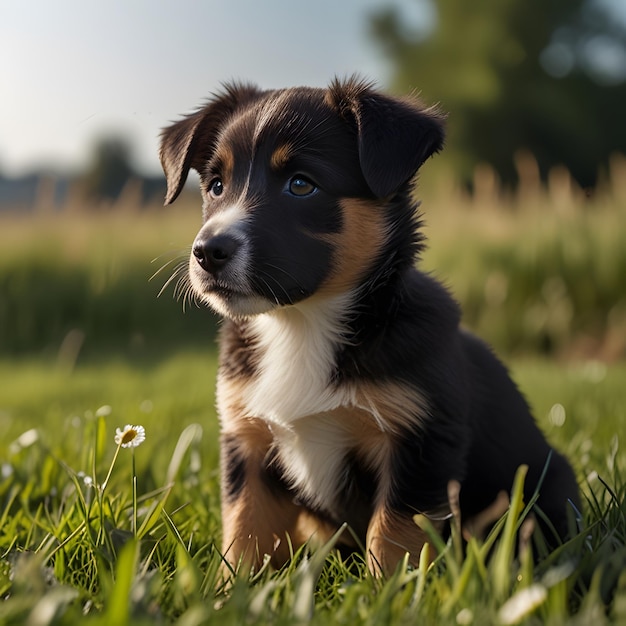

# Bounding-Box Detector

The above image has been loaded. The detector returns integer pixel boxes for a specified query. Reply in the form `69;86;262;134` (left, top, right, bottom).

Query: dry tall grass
1;154;624;359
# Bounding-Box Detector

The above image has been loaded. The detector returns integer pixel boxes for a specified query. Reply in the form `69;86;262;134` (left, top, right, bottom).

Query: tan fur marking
270;143;293;170
462;491;510;541
216;374;250;428
223;503;350;575
220;418;300;573
352;380;430;435
221;486;302;572
366;508;445;575
213;145;235;179
317;198;388;296
323;401;396;478
294;510;347;549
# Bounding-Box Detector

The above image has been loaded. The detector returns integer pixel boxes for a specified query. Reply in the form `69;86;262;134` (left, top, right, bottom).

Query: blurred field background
2;152;625;361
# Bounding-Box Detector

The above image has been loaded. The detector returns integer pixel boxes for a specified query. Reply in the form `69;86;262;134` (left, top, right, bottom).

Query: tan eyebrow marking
270;143;294;171
213;145;235;178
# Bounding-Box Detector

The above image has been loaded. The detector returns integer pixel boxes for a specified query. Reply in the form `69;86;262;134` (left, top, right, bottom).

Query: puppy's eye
288;176;317;197
208;178;224;198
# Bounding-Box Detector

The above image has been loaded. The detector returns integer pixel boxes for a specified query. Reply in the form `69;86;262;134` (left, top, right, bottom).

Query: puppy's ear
328;78;445;198
159;83;263;205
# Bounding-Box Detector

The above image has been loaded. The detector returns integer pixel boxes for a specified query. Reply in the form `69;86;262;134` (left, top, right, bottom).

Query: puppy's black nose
192;234;239;273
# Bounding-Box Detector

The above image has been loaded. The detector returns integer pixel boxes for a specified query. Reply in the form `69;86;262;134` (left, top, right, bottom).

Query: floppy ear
159;83;263;205
328;78;445;198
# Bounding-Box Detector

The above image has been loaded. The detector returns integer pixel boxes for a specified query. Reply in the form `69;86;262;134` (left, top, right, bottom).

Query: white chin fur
188;256;277;318
201;291;277;318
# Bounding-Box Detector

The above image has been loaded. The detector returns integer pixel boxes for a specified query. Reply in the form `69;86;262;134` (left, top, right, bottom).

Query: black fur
221;432;247;502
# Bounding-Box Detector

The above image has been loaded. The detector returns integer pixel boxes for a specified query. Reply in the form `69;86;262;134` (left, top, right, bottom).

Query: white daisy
114;424;146;448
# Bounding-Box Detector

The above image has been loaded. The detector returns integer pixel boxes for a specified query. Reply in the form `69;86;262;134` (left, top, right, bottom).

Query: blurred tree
82;136;135;201
370;0;626;188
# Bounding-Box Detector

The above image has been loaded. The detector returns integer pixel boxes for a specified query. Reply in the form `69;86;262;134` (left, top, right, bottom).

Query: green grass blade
101;539;138;626
492;464;528;600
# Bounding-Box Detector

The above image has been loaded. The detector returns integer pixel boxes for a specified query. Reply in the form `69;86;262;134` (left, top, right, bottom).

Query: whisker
261;262;308;298
149;248;190;282
254;272;283;305
175;273;200;311
156;261;183;298
149;257;179;283
182;284;198;312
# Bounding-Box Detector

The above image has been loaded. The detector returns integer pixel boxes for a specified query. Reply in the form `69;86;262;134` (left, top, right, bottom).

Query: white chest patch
271;414;355;511
242;294;355;427
238;295;358;507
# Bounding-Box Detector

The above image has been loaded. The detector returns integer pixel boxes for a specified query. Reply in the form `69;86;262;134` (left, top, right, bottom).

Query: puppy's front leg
219;422;303;575
366;504;446;575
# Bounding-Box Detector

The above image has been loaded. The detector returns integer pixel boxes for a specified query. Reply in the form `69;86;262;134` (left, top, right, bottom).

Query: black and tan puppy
159;77;580;575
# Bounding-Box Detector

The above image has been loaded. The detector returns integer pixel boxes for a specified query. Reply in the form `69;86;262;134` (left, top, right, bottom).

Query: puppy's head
160;78;444;318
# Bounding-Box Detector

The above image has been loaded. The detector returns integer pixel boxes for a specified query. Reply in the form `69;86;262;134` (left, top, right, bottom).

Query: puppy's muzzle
192;234;240;275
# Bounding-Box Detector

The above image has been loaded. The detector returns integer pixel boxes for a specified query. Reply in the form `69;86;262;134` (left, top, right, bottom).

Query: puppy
159;77;580;575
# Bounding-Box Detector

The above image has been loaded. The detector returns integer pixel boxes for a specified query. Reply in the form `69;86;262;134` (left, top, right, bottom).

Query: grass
1;353;626;624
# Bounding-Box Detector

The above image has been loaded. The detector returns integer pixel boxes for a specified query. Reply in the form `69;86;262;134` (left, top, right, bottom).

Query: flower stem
132;449;138;537
97;441;122;545
101;441;122;493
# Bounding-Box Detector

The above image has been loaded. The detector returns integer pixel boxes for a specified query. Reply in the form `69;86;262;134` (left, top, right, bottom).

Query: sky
3;1;624;180
0;0;428;178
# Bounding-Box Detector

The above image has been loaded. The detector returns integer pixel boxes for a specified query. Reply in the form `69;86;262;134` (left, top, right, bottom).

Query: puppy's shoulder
399;269;461;329
340;268;462;382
